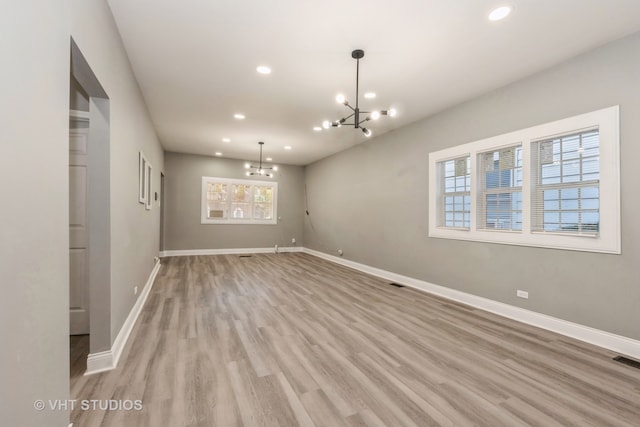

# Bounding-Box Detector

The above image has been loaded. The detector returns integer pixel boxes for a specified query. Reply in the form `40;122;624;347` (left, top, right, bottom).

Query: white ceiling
107;0;640;166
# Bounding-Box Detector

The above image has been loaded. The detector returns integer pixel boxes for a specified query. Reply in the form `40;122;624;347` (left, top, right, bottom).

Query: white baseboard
85;259;162;375
302;247;640;359
160;246;303;257
85;350;113;375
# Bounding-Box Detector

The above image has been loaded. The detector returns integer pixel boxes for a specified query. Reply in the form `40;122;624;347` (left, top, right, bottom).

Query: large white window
428;106;620;253
201;177;277;225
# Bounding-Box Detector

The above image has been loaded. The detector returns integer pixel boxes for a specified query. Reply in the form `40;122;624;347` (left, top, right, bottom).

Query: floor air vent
389;283;405;288
239;255;253;258
613;356;640;369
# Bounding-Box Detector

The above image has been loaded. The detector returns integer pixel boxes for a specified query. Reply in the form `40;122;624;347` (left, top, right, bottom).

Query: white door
69;121;90;335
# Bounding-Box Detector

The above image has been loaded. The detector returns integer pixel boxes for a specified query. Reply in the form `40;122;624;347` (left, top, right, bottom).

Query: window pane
230;184;251;219
438;155;470;229
562;199;579;210
253;203;272;220
207;182;228;219
232;184;251;202
582;187;598;198
581;198;599;210
560;188;578;200
532;129;600;234
541;164;561;184
583;158;599;175
254;185;273;203
582;212;599;231
445;177;455;192
477;145;522;231
252;186;274;220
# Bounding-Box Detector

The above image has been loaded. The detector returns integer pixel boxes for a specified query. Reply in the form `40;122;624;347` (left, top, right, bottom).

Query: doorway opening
69;38;111;384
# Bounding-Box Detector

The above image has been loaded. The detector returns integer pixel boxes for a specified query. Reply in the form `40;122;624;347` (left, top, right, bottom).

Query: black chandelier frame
324;49;396;137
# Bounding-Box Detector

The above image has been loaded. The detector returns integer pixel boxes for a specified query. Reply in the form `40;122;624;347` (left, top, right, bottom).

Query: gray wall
0;1;164;424
0;1;71;425
164;152;305;251
304;32;640;341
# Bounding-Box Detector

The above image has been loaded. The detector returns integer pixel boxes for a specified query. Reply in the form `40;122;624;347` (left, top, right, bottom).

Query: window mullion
469;152;477;231
248;185;253;220
521;138;532;234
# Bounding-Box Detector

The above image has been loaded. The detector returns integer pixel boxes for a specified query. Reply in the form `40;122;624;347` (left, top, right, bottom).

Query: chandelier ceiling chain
321;49;397;138
244;142;278;178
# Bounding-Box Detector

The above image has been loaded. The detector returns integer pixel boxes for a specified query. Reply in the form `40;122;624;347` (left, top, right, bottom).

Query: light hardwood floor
70;334;89;380
70;253;640;426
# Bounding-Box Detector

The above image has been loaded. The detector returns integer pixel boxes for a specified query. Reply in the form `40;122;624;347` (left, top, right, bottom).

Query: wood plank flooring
70;253;640;426
70;334;89;380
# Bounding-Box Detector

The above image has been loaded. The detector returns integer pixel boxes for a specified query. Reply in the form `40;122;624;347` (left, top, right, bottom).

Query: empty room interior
3;1;640;426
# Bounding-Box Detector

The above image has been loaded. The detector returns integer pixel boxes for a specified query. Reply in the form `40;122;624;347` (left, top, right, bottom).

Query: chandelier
245;141;278;178
320;49;397;138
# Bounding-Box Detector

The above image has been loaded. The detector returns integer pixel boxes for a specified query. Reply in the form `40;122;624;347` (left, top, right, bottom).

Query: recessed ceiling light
364;92;376;99
256;65;271;74
222;137;231;143
215;152;222;156
488;6;511;21
313;126;322;131
284;146;292;150
234;113;245;120
266;157;272;161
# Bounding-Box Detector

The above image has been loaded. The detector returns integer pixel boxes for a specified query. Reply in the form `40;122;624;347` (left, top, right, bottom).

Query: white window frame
428;106;620;254
201;176;278;225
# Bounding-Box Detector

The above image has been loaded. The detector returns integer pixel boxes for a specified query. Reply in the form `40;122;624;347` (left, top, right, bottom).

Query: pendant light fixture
245;142;278;178
319;49;397;138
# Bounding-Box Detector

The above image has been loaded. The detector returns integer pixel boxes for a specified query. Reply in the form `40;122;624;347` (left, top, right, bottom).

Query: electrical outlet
134;286;138;295
337;249;344;256
291;237;296;244
517;290;529;299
